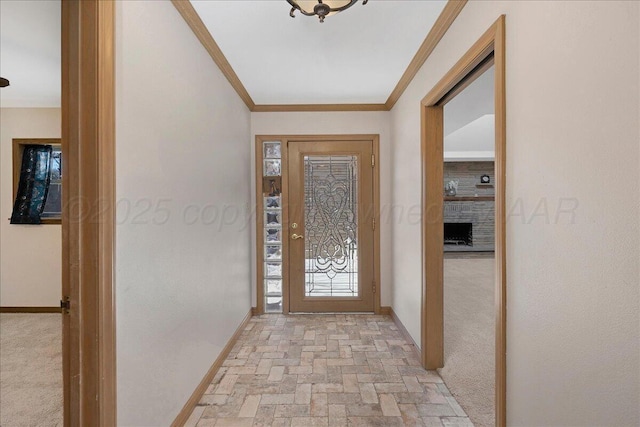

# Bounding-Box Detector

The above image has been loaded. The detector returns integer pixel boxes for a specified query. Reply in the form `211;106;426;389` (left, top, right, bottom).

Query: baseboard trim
0;306;60;313
171;308;253;427
251;306;260;316
389;307;421;360
379;306;391;315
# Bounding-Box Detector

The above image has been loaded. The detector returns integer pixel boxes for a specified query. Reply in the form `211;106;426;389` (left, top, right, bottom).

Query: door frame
255;134;381;315
62;0;116;425
420;16;506;426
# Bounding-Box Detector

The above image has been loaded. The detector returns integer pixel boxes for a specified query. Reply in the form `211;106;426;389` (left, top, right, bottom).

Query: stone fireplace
443;161;495;252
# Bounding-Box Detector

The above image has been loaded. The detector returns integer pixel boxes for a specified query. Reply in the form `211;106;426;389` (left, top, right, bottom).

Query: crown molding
252;103;387;113
172;0;467;113
171;0;255;110
385;0;467;110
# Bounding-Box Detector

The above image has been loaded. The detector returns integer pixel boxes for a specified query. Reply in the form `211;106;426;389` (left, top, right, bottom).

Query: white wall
0;108;61;307
250;111;393;308
390;1;639;425
115;1;251;425
0;0;61;108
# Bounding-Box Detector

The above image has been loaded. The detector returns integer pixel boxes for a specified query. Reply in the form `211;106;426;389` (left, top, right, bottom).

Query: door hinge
371;154;375;168
372;281;376;294
372;217;376;231
60;296;70;314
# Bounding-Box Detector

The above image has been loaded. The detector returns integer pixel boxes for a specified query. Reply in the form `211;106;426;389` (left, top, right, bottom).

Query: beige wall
250;111;393;308
390;1;639;425
115;1;252;425
0;108;61;307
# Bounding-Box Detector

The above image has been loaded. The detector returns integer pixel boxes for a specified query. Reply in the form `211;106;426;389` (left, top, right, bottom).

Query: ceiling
0;0;61;108
0;0;494;160
444;66;495;159
191;0;448;105
444;67;494;136
0;0;493;153
0;0;454;108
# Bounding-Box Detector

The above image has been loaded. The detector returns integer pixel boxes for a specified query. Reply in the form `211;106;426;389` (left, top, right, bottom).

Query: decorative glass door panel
288;141;374;312
304;156;359;297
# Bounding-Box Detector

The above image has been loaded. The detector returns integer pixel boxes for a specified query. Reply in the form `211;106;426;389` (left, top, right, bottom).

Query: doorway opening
441;63;496;426
1;1;116;425
0;2;63;425
420;16;506;427
255;135;381;314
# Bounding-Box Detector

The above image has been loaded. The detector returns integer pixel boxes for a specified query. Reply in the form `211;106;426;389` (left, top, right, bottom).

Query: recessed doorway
255;135;381;314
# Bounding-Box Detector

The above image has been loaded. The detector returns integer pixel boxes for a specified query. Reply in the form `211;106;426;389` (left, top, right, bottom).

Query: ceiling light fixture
287;0;368;23
0;77;9;88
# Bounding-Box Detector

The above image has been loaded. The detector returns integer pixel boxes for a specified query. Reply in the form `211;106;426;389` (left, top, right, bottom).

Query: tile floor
185;314;473;427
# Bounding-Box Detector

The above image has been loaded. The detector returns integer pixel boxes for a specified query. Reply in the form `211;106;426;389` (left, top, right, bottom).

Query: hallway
185;314;471;427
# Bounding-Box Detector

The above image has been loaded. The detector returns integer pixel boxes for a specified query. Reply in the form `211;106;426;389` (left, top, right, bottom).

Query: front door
288;140;375;312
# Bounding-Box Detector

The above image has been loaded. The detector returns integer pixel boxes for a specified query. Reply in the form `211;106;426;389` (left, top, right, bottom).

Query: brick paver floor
185;314;473;427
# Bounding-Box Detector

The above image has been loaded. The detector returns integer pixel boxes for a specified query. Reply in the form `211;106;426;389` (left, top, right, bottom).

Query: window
42;147;62;219
11;139;62;225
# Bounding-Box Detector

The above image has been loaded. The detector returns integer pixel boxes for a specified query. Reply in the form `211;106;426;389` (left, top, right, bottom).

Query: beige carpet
440;257;495;427
0;313;63;427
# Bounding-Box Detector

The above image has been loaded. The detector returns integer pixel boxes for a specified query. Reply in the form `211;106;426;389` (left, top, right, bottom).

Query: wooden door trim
62;0;116;425
420;15;506;426
371;135;381;314
254;140;265;315
255;135;381;315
